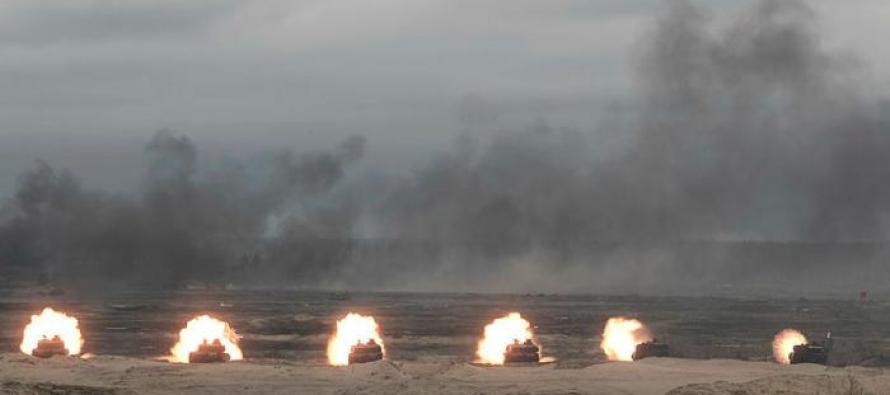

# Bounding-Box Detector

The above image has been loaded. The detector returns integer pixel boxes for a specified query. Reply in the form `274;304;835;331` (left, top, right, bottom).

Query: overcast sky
1;0;889;196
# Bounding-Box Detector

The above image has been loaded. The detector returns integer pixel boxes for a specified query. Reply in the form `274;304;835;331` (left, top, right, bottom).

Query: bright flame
476;312;535;365
169;315;243;363
600;317;652;362
327;313;385;366
773;328;807;365
19;307;83;356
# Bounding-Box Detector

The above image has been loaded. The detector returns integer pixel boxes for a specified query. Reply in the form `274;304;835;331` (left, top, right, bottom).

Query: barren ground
2;353;889;394
2;288;890;394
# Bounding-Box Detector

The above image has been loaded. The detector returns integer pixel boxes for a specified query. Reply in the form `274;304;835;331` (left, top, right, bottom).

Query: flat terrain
2;287;890;393
1;353;888;394
3;288;890;365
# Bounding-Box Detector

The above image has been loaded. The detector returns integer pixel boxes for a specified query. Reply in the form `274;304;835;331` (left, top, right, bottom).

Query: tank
31;335;69;358
632;340;671;360
789;331;831;365
188;339;231;363
789;344;828;364
348;339;383;364
504;339;541;363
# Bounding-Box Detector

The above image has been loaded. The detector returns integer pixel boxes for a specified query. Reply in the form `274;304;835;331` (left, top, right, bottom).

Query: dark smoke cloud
2;0;890;294
357;0;890;293
0;130;365;287
380;0;872;245
627;0;889;242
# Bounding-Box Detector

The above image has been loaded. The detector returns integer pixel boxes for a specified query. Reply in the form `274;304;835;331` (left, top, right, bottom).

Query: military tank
504;339;541;363
31;335;69;358
188;339;231;363
348;339;383;364
789;331;831;365
632;340;671;360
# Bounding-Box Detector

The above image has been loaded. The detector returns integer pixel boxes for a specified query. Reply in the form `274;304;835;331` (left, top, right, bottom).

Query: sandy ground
5;289;890;367
1;353;889;395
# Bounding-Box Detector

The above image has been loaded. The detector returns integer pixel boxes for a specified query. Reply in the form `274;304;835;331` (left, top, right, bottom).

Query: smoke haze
2;0;890;295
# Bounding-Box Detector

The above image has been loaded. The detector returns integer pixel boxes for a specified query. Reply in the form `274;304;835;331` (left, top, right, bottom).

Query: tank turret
789;343;828;364
789;331;831;365
632;340;671;360
504;339;541;363
348;339;383;364
32;335;69;358
188;339;231;363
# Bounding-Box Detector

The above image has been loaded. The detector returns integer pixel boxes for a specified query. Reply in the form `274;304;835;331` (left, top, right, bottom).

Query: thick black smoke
2;0;890;293
380;0;887;247
361;0;890;293
0;131;365;287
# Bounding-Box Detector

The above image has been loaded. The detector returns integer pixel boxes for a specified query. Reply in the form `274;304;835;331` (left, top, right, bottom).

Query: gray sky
1;0;889;196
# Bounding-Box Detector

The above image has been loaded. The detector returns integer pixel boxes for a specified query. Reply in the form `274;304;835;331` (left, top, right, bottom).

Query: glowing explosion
170;315;243;363
327;313;385;366
476;312;535;365
773;328;807;364
19;307;84;356
600;317;652;362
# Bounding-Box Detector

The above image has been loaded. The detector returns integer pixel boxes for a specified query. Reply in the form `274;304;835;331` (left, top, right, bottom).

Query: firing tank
504;339;541;363
188;339;231;363
348;339;383;364
789;331;831;365
31;335;69;358
632;340;670;360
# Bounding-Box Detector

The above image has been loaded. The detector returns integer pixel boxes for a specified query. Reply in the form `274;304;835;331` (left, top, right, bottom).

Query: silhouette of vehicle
632;340;671;360
504;339;541;363
789;331;831;365
188;339;231;363
32;335;69;358
348;339;383;364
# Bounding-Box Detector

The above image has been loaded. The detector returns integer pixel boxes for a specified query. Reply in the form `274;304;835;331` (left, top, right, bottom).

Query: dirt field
2;353;889;394
2;287;890;393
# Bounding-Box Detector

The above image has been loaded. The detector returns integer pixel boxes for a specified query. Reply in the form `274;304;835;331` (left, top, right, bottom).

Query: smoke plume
0;130;365;287
2;0;889;294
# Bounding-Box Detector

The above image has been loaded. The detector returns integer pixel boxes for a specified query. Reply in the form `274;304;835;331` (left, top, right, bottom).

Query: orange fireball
476;312;535;365
773;328;807;364
170;315;243;363
20;307;84;356
600;317;652;361
327;313;385;366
